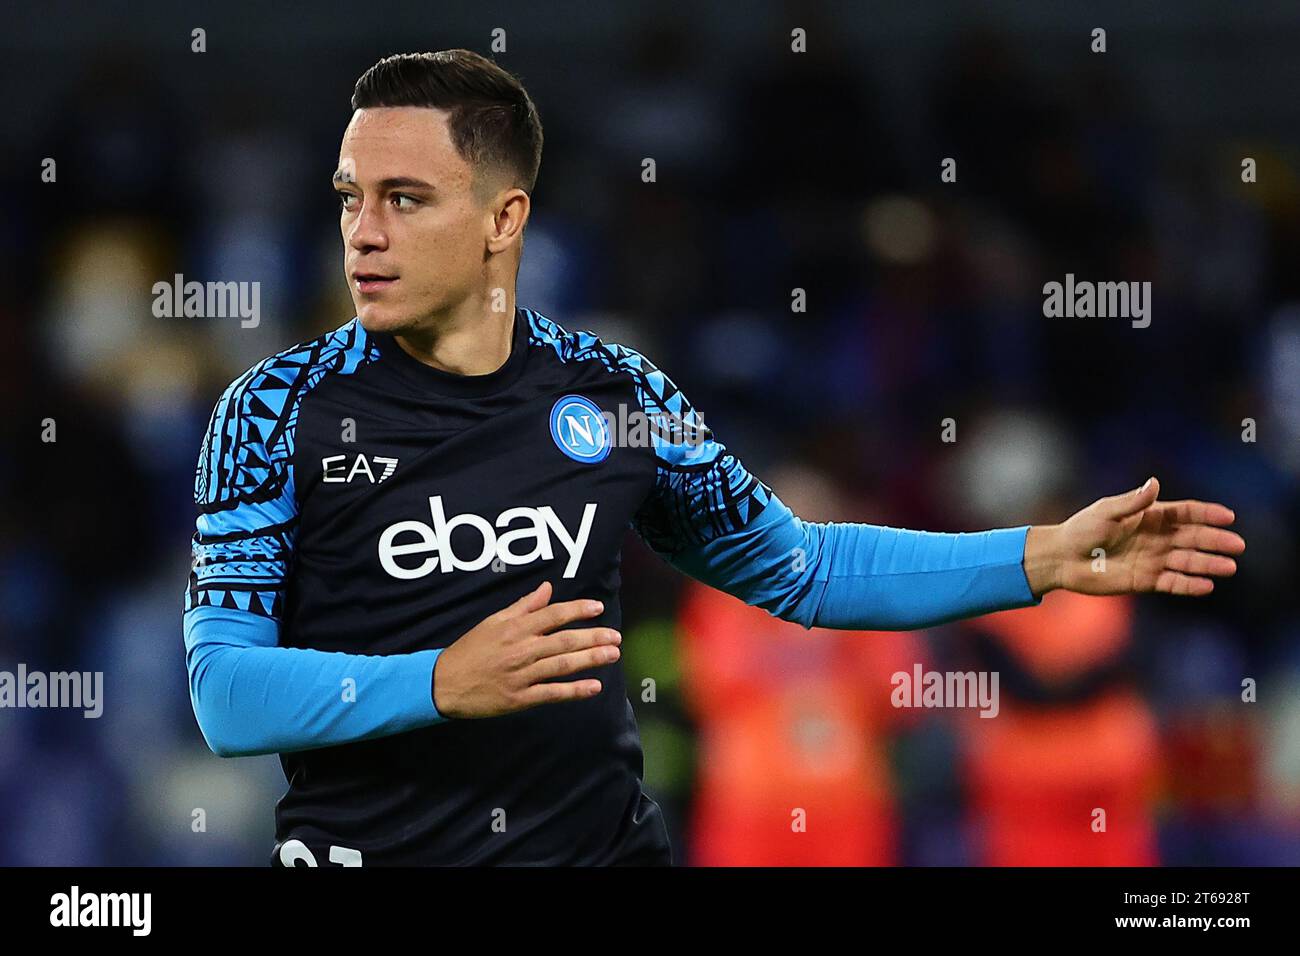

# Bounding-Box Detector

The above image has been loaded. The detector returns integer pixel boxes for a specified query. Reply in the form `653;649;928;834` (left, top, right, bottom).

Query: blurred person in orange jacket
678;464;927;866
951;411;1160;865
957;590;1161;865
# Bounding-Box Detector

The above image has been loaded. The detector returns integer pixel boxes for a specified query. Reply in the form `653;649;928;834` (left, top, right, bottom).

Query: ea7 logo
322;454;398;484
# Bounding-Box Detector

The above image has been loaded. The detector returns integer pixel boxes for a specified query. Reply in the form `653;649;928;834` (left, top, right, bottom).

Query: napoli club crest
550;395;611;464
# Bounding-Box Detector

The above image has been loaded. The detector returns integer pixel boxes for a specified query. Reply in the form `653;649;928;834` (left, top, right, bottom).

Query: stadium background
1;0;1299;865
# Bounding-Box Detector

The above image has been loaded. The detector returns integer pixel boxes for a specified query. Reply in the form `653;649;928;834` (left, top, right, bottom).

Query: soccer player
182;50;1245;866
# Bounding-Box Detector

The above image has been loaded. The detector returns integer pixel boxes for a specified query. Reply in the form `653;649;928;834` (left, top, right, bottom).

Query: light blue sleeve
625;353;1042;630
183;347;447;758
184;606;446;757
663;491;1043;630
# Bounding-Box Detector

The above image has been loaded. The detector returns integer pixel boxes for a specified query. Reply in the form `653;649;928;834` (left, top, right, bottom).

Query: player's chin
355;303;413;335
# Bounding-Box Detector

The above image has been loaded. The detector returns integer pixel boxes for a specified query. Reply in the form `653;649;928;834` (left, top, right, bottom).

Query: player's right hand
431;580;620;718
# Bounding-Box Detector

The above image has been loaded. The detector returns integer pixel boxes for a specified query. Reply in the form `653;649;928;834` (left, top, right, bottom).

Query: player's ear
486;186;529;254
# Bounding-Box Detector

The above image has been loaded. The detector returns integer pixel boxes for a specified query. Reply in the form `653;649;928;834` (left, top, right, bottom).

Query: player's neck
393;296;516;377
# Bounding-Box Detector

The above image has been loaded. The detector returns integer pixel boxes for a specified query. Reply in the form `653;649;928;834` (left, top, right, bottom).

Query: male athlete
183;50;1245;866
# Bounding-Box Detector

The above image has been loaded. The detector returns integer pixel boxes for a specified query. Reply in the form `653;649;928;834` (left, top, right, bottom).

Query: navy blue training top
183;306;1040;865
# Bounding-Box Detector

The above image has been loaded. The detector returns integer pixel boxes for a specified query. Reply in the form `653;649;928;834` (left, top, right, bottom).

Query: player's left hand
1024;476;1245;598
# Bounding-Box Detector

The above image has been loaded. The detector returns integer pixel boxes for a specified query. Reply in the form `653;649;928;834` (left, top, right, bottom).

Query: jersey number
277;839;363;867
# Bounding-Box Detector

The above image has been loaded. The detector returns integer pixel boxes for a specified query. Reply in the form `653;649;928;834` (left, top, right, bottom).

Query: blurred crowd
1;5;1298;864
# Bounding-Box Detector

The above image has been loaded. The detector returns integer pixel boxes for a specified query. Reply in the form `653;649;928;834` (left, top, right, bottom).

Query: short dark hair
351;50;544;195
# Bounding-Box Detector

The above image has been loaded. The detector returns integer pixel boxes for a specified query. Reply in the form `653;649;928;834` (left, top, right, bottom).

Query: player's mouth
353;272;399;294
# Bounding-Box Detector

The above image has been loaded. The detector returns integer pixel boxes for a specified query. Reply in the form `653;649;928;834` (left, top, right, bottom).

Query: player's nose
347;203;389;252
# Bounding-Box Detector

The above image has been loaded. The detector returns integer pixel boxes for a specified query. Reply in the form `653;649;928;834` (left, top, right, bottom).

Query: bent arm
666;493;1042;630
184;605;447;757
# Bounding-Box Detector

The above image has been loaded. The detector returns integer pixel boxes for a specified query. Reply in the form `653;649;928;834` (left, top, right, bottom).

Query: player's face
336;106;494;334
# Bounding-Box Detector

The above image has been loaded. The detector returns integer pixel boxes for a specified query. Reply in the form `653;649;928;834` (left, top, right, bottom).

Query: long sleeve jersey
183;306;1041;865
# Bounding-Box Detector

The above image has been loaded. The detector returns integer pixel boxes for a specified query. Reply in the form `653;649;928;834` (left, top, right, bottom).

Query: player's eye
392;194;420;210
336;191;357;212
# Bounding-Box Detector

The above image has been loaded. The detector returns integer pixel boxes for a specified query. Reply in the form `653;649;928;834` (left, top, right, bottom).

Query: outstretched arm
621;347;1243;630
658;474;1242;632
624;358;1242;629
659;484;1045;630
